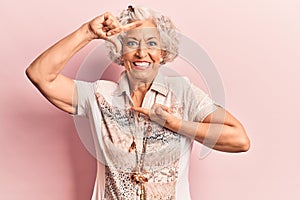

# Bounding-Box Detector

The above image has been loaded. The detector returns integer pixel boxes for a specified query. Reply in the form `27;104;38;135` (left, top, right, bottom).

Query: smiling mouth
132;61;151;69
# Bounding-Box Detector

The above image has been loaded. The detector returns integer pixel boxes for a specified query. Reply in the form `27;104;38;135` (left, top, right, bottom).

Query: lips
132;61;151;70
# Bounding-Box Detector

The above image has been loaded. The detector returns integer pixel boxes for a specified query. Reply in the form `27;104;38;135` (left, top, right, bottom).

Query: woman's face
121;20;163;84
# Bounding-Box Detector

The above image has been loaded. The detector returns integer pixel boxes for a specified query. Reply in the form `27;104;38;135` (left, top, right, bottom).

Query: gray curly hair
106;6;179;65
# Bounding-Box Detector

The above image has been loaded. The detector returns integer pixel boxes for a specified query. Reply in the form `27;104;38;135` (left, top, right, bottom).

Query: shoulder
163;75;212;104
163;76;196;94
75;79;117;98
93;80;118;92
165;76;190;87
164;75;189;82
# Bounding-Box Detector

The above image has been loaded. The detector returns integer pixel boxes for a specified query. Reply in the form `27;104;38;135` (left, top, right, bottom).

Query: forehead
124;20;159;39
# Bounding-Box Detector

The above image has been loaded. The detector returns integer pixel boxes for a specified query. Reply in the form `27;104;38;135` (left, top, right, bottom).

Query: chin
128;70;158;83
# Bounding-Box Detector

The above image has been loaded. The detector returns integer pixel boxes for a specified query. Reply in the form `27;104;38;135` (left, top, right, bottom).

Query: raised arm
25;12;142;114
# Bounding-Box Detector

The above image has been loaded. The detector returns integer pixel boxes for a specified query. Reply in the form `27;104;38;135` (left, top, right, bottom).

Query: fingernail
107;32;111;36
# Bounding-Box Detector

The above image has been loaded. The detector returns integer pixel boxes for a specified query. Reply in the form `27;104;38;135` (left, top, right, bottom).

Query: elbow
25;66;38;84
25;65;50;85
222;126;250;153
235;128;250;152
25;67;32;80
238;135;250;152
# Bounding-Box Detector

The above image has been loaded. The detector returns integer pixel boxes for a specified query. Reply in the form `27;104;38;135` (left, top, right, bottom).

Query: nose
135;42;148;58
135;48;147;58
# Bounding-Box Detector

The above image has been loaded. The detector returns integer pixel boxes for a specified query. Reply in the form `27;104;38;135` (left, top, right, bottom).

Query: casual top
75;71;219;200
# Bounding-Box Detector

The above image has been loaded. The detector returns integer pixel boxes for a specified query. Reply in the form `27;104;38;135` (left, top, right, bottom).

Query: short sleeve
74;80;94;117
189;84;220;122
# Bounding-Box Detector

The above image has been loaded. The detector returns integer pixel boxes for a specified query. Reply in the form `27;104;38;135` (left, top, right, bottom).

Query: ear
161;50;167;57
160;50;167;64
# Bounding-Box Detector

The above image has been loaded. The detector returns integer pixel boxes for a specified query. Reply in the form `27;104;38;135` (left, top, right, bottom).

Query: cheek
121;54;132;70
149;50;162;62
123;60;131;70
121;52;134;62
122;47;136;56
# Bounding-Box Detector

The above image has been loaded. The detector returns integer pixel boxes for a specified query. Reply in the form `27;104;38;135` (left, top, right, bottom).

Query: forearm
26;23;94;84
182;120;248;152
168;118;250;153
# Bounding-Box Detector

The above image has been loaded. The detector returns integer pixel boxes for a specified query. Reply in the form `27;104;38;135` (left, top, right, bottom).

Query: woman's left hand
131;104;180;132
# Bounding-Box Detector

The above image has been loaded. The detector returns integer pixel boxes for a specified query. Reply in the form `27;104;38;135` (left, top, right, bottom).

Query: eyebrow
126;37;139;41
126;36;159;41
146;37;158;41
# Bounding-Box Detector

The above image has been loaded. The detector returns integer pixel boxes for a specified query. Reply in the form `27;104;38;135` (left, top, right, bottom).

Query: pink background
1;0;299;199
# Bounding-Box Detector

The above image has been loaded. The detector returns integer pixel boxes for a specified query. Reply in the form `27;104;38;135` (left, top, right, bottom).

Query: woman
26;6;250;200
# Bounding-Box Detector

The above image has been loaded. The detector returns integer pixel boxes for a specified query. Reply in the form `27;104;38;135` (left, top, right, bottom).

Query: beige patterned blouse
74;71;218;200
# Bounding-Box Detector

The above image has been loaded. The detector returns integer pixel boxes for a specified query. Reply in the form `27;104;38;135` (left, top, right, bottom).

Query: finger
104;19;120;31
102;26;110;32
92;15;105;26
103;18;113;26
107;21;142;36
131;106;150;116
103;12;113;20
150;106;168;126
154;106;167;117
107;27;122;36
122;20;143;32
103;12;120;28
152;103;170;113
152;105;171;120
160;105;171;113
106;23;119;30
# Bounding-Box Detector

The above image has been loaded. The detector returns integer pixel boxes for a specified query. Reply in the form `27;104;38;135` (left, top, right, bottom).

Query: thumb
151;104;168;119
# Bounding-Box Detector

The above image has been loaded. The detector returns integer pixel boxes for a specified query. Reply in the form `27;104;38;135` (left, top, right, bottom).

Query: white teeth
133;62;150;67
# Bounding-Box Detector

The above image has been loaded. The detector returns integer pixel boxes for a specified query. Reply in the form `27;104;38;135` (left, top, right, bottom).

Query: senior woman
26;6;250;200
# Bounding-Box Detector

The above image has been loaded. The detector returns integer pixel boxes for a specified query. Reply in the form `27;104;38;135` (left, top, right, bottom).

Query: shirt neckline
113;70;169;97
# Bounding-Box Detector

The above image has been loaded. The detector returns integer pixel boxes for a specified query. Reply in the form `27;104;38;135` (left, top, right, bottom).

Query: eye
147;41;157;46
126;41;138;47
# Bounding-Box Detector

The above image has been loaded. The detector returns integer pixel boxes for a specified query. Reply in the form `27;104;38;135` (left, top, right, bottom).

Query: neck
127;73;153;95
130;82;151;94
130;82;151;107
129;80;151;107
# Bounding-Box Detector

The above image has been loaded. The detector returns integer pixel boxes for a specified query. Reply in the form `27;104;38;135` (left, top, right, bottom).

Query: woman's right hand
88;12;142;40
87;12;142;53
